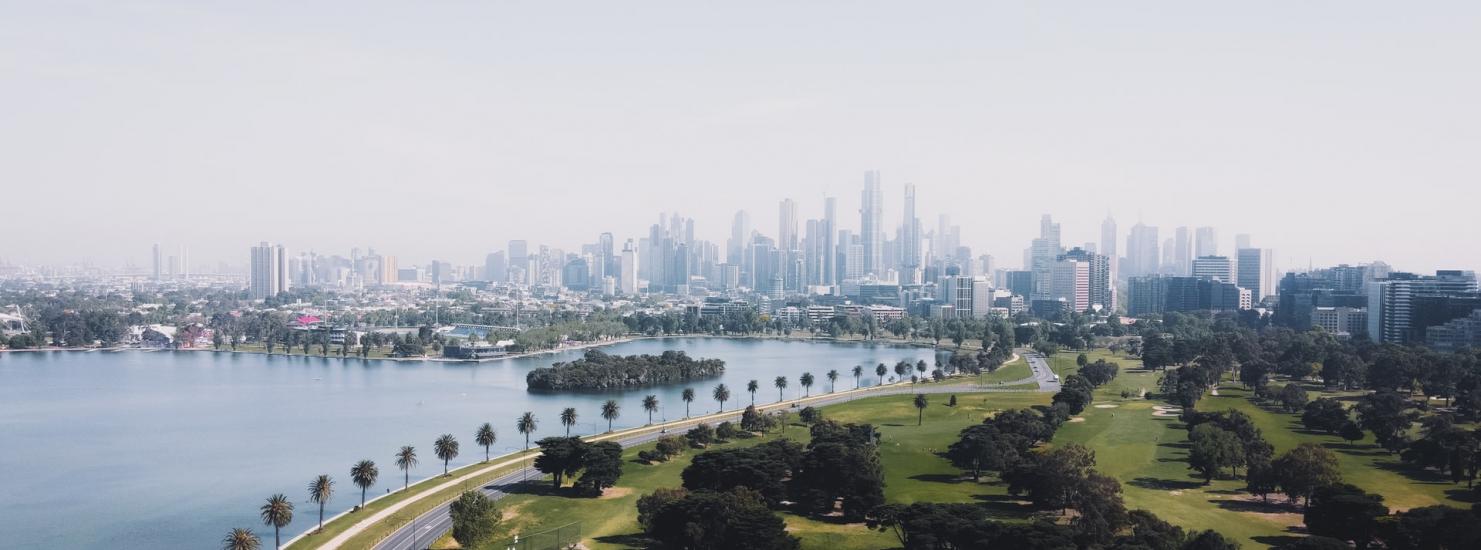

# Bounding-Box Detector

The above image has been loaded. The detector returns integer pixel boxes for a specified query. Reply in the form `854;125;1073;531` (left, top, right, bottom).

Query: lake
0;337;938;549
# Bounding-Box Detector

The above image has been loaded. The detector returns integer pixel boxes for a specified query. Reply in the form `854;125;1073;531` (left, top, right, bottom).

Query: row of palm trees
224;363;914;549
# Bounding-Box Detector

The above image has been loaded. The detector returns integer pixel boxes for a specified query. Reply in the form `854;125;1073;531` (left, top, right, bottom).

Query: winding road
343;351;1052;550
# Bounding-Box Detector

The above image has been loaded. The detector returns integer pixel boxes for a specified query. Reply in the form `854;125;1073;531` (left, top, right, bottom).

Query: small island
526;349;725;391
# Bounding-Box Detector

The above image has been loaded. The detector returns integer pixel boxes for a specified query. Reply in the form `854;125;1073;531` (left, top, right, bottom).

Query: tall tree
913;393;929;426
601;399;620;432
476;423;497;461
259;494;293;550
775;376;789;402
800;372;815;396
434;434;460;475
449;490;500;548
221;528;261;550
852;365;863;389
746;379;759;405
642;395;659;425
517;411;538;450
560;407;578;436
306;474;334;533
349;459;378;508
827;369;840;393
876;363;888;385
395;446;417;491
713;383;730;412
681;388;695;418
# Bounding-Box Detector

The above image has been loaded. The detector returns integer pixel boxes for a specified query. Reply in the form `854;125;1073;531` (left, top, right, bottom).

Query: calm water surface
0;337;937;549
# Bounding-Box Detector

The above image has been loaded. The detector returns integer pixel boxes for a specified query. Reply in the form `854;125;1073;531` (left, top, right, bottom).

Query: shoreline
0;332;952;363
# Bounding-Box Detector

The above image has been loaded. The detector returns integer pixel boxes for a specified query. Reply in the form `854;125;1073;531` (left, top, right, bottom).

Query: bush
449;490;500;547
948;395;958;407
656;436;686;457
686;423;716;448
716;421;740;440
798;406;823;424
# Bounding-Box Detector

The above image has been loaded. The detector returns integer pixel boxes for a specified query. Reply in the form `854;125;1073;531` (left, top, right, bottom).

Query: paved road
371;352;1053;550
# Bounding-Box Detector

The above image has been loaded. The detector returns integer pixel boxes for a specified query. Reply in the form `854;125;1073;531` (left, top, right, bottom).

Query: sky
2;1;1479;273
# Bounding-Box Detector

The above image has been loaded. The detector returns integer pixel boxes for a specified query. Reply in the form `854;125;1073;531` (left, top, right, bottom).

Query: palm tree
876;363;888;386
774;376;788;402
642;395;659;425
307;474;334;533
852;365;863;389
476;423;496;461
395;446;417;491
747;379;759;405
713;383;730;412
827;369;839;393
800;372;815;397
349;459;378;508
916;360;927;380
600;399;620;432
560;407;578;436
517;411;537;449
681;388;695;418
434;434;459;475
914;393;928;426
222;528;261;550
260;494;293;549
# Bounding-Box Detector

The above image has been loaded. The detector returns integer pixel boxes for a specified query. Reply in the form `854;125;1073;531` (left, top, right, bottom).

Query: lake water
0;338;938;549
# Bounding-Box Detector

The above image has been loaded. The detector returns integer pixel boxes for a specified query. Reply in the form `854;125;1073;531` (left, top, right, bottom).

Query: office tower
1235;233;1251;250
1100;216;1118;281
1029;214;1062;298
620;240;639;295
250;242;289;299
1161;238;1177;273
1368;270;1479;344
179;245;189;280
507;240;529;283
779;199;798;291
1049;257;1090;313
1195;227;1218;258
381;255;398;285
1125;223;1159;279
1061;248;1113;312
860;170;884;276
597;232;614;283
151;244;162;280
1004;270;1035;298
1174;226;1192;274
900;184;921;276
727;210;751;266
485;252;507;283
821;197;837;286
838;230;864;281
1236;248;1273;301
1127;276;1169;316
977;255;996;284
1191;256;1234;282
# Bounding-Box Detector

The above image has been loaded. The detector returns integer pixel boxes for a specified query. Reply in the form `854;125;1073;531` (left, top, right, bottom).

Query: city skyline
3;2;1480;270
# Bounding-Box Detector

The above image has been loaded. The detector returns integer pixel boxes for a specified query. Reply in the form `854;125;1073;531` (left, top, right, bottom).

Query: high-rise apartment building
1049;258;1091;313
1368;271;1479;344
1061;247;1113;312
1029;214;1062;299
1100;216;1118;281
620;239;639;295
860;170;884;276
151;244;162;281
821;197;837;287
1173;226;1192;275
249;242;289;299
900;184;921;277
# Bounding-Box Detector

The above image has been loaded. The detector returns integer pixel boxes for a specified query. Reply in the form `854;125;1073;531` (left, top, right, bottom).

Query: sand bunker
1068;417;1086;423
598;487;634;500
1093;404;1119;409
1151;405;1182;417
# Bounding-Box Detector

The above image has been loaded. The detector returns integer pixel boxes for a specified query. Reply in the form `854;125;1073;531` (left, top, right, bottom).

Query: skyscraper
484;251;507;283
821;197;837;287
620;239;639;295
1236;247;1273;301
1126;223;1159;278
1195;227;1218;258
1030;214;1062;298
1100;216;1118;281
1191;256;1234;282
1050;257;1091;313
151;243;162;281
779;198;798;291
1174;226;1192;275
860;170;884;276
727;210;751;266
1061;247;1113;312
900;184;921;276
250;242;289;299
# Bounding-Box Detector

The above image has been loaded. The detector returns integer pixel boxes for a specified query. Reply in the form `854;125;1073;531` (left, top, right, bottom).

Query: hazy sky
3;1;1479;273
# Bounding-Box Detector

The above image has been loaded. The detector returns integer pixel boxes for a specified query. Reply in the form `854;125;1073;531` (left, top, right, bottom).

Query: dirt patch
1093;404;1119;409
598;487;634;500
1068;417;1086;423
1151;405;1182;417
501;502;526;522
1168;490;1183;496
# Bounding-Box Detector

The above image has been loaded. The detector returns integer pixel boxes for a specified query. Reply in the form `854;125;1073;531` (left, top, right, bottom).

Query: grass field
425;347;1478;549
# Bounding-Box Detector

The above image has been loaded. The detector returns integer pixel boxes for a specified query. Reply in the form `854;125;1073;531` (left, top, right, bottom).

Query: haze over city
3;1;1479;270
